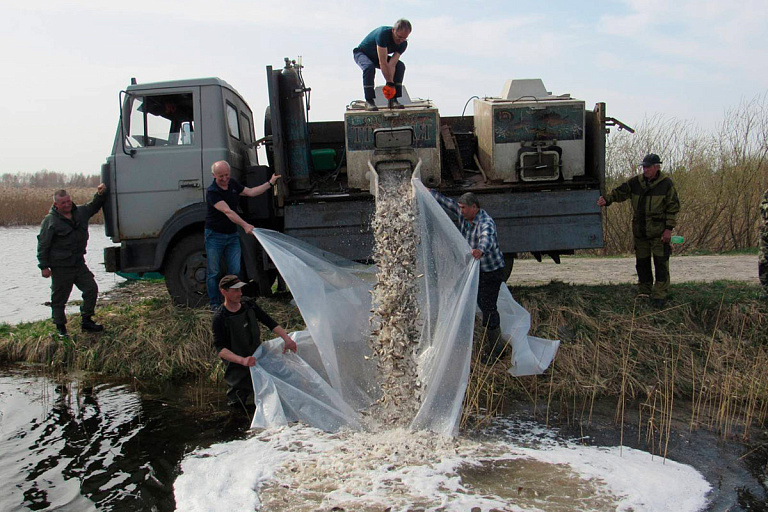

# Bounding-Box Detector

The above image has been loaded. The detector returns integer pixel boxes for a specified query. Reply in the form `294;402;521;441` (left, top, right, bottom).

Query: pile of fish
368;171;423;426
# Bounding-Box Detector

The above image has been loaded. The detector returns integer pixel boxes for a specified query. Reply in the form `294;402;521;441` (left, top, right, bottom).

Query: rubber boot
81;316;104;333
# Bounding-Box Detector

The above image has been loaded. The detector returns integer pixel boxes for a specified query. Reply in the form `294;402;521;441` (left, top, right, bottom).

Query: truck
101;58;631;307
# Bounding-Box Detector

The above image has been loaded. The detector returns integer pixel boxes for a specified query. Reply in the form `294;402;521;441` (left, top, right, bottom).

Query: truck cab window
240;113;252;144
126;93;195;148
226;102;240;140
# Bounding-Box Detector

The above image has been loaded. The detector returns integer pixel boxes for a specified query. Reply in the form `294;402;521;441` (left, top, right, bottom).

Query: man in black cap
212;275;297;406
597;154;680;307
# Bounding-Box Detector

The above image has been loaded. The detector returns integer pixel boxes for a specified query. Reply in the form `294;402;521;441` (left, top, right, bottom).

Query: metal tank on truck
100;58;630;306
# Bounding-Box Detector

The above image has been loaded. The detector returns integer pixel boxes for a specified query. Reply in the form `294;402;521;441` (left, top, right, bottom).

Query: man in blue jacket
353;19;412;111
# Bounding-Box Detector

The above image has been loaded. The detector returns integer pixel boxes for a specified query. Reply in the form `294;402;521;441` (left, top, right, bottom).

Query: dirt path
510;254;760;286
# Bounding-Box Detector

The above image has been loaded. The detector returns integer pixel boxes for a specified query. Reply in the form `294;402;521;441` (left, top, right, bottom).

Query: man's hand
471;248;483;260
241;356;257;367
382;83;396;100
597;196;607;207
661;229;672;244
243;223;255;235
283;335;298;354
97;183;107;195
41;268;51;278
269;174;281;186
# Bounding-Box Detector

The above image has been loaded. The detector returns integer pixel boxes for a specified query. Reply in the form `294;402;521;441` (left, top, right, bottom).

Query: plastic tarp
249;178;559;436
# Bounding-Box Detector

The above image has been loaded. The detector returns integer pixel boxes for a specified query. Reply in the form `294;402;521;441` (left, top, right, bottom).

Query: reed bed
0;187;104;226
460;281;768;446
603;96;768;255
2;280;766;446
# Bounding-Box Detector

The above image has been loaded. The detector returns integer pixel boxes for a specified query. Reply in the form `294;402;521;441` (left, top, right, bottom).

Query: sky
2;0;766;175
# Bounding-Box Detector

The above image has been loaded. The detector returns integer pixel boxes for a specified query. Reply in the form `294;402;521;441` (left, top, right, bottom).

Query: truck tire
165;233;208;308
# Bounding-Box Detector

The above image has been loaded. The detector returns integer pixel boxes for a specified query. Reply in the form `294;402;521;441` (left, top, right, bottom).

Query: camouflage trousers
635;237;671;299
760;227;768;290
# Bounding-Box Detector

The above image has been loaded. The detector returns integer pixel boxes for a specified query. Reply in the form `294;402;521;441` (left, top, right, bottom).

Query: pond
0;226;125;326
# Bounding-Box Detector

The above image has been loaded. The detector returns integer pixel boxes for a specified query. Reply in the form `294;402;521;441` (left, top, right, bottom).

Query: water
0;366;250;512
2;229;766;511
0;226;126;325
1;365;766;511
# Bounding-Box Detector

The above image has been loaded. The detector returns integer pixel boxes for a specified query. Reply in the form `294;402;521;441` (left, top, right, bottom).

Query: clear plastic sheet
249;178;559;435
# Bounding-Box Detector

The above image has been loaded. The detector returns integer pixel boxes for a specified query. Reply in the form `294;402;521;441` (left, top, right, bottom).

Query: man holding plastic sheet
759;189;768;299
597;153;680;308
205;160;280;309
353;19;411;111
212;275;297;407
429;190;506;363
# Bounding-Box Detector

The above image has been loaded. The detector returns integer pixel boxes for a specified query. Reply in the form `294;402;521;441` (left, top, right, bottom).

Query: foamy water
174;419;711;511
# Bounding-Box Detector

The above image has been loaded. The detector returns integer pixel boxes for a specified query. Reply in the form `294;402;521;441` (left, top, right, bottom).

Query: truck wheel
165;233;208;308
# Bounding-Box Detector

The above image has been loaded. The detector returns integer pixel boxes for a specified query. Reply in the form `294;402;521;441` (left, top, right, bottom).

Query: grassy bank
2;280;766;441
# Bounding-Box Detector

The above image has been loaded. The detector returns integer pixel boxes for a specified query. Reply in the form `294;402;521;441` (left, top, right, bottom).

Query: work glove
382;82;396;100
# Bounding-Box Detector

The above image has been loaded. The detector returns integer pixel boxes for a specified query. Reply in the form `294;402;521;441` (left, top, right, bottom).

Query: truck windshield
126;93;195;148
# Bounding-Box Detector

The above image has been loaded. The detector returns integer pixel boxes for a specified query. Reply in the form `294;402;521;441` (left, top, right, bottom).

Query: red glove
382;83;396;100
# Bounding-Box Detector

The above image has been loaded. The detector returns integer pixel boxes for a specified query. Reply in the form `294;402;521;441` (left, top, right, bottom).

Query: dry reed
0;187;104;226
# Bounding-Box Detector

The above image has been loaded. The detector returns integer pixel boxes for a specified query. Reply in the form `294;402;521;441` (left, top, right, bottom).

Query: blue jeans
205;229;241;307
353;50;406;101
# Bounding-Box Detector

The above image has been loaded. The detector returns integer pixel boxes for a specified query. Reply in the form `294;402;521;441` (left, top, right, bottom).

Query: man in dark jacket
212;275;297;407
37;184;107;337
598;153;680;307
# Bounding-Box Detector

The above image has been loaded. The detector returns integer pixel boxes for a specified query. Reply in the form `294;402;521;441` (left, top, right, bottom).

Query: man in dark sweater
37;184;107;338
205;160;280;309
212;275;297;406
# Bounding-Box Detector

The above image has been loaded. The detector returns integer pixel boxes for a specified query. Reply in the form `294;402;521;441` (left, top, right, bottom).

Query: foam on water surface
175;419;711;511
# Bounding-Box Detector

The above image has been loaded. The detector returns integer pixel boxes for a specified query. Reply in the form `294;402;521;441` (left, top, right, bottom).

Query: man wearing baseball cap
212;275;297;406
597;153;680;307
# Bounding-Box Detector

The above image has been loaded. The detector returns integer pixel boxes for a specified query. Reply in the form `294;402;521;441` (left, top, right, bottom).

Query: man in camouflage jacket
598;154;680;307
37;184;107;337
759;189;768;298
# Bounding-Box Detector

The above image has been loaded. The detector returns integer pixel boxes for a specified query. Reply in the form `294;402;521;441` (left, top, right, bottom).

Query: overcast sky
2;0;766;175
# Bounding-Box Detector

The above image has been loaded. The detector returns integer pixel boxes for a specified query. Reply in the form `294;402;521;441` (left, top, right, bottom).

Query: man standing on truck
759;189;768;299
597;153;680;308
429;190;506;363
353;19;411;111
212;275;297;407
37;184;107;338
205;160;280;309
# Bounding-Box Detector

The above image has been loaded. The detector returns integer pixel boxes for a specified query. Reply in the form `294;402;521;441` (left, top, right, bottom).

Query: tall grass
603;94;768;255
0;187;104;227
461;281;768;448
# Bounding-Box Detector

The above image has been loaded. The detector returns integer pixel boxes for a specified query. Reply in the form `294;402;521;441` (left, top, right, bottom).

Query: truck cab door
114;88;202;239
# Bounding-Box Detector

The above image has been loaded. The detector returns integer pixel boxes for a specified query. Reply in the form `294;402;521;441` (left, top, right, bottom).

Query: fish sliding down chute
250;137;559;434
